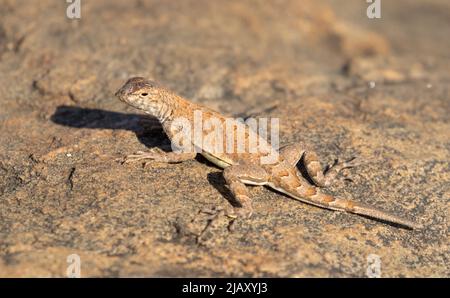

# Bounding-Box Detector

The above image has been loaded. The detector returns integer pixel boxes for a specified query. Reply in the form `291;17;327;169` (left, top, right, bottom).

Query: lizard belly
201;152;233;169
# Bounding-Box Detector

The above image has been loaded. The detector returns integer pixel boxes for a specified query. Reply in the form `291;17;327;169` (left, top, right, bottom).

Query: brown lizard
115;77;421;229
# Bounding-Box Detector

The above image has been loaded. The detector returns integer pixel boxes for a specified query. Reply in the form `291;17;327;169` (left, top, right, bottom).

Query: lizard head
115;77;164;114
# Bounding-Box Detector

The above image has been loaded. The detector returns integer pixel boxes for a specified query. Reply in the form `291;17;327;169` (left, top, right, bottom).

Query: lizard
115;77;421;229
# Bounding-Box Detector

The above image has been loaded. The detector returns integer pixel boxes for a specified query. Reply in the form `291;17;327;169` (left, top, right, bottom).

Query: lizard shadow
52;105;245;208
51;105;169;150
206;171;241;208
51;105;231;167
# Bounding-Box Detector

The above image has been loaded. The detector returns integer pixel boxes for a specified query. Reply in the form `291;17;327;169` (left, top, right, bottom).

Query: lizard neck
156;100;175;123
142;94;178;124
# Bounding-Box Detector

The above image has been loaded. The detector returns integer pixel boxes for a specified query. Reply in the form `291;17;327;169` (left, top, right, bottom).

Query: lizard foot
309;156;369;187
200;204;252;234
122;148;166;164
223;204;253;219
327;156;378;174
199;206;247;220
325;156;361;173
319;156;377;186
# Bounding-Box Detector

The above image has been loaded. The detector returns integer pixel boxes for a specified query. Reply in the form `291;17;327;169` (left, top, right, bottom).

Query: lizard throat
140;101;173;123
156;102;173;123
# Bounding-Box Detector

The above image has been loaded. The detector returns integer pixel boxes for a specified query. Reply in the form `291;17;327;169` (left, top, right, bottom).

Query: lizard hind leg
222;164;269;218
280;142;359;188
303;152;360;187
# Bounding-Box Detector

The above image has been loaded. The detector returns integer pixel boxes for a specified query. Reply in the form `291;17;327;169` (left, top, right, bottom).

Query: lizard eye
141;93;148;96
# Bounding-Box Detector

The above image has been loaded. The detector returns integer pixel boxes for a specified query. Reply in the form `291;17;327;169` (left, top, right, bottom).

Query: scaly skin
115;77;421;229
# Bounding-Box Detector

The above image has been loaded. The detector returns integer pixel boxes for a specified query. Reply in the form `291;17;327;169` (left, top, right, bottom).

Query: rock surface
0;0;449;277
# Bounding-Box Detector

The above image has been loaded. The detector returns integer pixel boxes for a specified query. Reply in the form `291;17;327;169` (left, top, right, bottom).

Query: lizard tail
274;181;421;229
337;198;421;229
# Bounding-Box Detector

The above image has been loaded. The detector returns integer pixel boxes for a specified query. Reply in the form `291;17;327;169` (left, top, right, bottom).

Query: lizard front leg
222;164;269;218
281;142;359;187
124;148;197;164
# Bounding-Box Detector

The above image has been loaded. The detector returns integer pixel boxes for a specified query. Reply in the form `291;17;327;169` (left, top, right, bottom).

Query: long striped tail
272;178;421;229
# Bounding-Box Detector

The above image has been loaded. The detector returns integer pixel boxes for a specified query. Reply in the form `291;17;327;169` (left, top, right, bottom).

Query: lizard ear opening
141;93;148;96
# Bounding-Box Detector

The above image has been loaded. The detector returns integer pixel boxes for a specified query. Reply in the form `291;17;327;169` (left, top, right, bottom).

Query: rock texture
0;0;449;277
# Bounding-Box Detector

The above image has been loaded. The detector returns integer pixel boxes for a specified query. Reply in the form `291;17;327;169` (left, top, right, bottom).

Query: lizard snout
115;83;133;99
115;77;148;99
114;88;126;101
114;89;123;98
